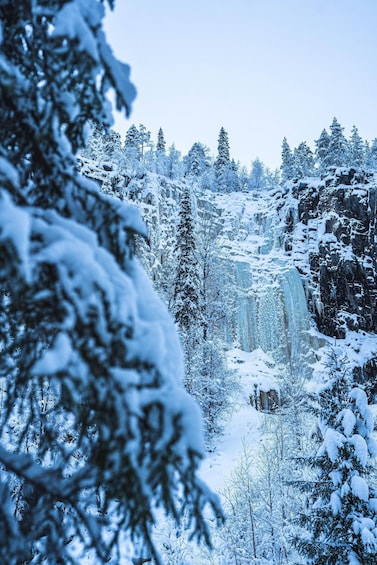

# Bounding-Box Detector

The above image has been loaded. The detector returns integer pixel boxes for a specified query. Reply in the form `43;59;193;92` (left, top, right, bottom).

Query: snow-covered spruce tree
215;127;237;192
173;184;228;441
347;125;365;169
281;137;295;182
173;185;202;358
184;142;211;178
368;138;377;170
184;143;217;191
315;129;331;175
156;127;166;153
173;185;202;333
293;352;377;564
0;2;221;563
156;128;168;175
124;123;141;153
167;144;184;180
80;121;108;161
123;123;143;175
328;117;348;167
215;127;230;170
293;141;315;178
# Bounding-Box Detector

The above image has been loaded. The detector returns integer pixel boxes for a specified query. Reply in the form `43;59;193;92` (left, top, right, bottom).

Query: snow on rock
227;347;278;401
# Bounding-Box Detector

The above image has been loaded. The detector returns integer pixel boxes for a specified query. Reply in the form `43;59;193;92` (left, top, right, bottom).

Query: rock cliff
282;168;377;338
281;168;377;396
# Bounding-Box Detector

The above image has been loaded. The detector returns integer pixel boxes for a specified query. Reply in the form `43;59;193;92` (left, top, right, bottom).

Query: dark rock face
284;169;377;339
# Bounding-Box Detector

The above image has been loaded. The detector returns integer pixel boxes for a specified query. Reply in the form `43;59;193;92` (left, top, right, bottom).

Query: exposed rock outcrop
282;168;377;339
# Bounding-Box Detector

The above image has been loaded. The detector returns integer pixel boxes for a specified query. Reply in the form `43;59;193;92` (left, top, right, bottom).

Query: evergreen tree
156;127;166;153
101;129;122;160
0;2;220;562
124;124;141;151
82;125;123;165
215;127;235;192
281;137;295;181
184;142;211;177
328;117;347;167
156;128;168;175
215;127;231;170
293;352;377;564
123;124;142;174
315;129;331;174
216;160;240;193
173;186;202;334
367;138;377;170
347;125;365;168
293;141;315;178
167;144;184;179
80;121;107;161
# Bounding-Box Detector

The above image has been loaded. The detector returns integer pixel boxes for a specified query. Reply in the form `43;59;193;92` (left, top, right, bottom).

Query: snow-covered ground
200;348;273;491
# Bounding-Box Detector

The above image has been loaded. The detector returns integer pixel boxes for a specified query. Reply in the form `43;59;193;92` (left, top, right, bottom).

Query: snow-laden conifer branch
0;1;221;561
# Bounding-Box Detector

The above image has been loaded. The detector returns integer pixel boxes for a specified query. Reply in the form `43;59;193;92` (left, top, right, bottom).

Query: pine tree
293;141;315;178
184;142;211;177
156;127;166;153
101;129;122;160
315;129;331;174
215;127;234;192
155;128;168;175
124;123;141;151
329;117;347;167
173;186;202;334
347;125;365;168
281;137;295;181
293;352;377;564
167;144;184;179
365;138;377;170
0;2;221;562
215;127;231;170
222;159;240;192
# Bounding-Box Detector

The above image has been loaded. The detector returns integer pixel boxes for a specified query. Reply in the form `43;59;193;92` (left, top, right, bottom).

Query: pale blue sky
105;0;377;170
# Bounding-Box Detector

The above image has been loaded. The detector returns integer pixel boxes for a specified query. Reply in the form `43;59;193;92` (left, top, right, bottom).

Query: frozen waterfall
233;258;313;367
217;191;315;369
